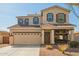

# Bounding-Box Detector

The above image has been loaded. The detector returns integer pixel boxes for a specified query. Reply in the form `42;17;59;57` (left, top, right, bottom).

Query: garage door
13;32;41;44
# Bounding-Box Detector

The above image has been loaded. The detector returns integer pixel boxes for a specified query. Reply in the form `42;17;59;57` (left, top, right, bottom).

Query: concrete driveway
0;45;40;56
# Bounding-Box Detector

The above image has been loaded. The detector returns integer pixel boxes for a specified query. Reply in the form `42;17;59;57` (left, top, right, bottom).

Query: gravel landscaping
40;45;79;56
40;45;66;56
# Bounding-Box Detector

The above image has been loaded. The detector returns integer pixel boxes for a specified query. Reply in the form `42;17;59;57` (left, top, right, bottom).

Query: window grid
33;17;39;24
47;13;53;22
56;13;66;23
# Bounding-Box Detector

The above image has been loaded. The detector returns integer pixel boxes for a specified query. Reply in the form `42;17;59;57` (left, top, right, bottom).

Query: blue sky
0;3;79;32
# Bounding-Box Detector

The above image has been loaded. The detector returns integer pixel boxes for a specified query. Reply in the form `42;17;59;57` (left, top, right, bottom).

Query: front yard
40;45;66;56
40;45;79;56
0;44;79;56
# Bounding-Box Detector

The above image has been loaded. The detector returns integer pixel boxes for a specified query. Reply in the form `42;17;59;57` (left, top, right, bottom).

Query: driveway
0;45;40;56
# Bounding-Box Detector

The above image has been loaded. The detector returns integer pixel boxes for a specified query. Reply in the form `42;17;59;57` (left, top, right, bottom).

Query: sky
0;3;79;32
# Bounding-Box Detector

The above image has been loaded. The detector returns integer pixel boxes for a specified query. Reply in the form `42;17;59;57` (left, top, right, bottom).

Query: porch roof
8;24;40;29
41;24;75;30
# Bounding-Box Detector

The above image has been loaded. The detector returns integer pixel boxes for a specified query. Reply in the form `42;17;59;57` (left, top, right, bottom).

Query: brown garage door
13;32;41;44
3;36;9;44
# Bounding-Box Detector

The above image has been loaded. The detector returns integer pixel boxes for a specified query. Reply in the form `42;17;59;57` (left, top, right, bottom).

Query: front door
44;32;50;45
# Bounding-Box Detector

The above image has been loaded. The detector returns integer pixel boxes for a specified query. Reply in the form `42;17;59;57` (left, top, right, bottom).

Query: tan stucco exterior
41;6;70;24
9;36;14;44
74;33;79;42
0;31;9;44
9;5;75;45
16;15;41;26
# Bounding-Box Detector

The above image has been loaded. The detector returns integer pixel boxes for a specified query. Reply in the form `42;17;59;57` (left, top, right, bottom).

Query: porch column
71;30;74;41
9;36;14;44
41;30;44;44
51;30;54;44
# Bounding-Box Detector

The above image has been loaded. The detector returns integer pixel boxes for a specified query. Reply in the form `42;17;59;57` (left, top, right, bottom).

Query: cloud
0;9;21;14
0;26;9;32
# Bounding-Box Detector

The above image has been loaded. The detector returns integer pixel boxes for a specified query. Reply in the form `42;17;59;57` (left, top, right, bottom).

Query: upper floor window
33;17;39;24
25;18;29;25
18;19;23;25
56;13;66;23
47;13;53;22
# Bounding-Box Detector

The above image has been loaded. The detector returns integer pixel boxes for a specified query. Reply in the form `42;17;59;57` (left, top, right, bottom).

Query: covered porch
41;24;75;45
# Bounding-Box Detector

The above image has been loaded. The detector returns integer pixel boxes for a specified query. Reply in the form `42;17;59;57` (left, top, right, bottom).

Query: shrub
76;42;79;48
70;41;79;48
58;44;69;54
46;45;53;49
55;39;69;44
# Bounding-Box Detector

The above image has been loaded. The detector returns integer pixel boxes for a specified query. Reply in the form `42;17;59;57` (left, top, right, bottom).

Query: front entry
44;32;50;45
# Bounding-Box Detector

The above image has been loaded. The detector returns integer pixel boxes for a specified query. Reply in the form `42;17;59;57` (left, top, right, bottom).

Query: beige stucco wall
74;34;79;42
42;7;69;24
9;28;42;45
16;6;70;25
41;24;74;30
17;16;41;26
9;26;41;34
10;29;41;33
9;36;14;44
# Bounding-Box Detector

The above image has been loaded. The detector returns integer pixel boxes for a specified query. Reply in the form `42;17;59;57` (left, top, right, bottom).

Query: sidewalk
0;44;9;48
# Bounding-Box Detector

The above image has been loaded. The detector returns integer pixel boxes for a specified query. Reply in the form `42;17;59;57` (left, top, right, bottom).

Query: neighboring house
9;5;75;45
0;31;9;44
74;33;79;42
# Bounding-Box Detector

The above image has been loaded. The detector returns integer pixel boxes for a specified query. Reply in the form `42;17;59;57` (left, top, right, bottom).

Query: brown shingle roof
8;24;40;28
8;23;75;29
53;24;76;26
16;14;41;18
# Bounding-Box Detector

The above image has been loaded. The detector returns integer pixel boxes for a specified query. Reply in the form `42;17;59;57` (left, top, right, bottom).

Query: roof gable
41;5;70;12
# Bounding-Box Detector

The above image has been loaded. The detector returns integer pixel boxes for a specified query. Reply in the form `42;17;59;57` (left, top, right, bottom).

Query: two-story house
9;5;75;45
